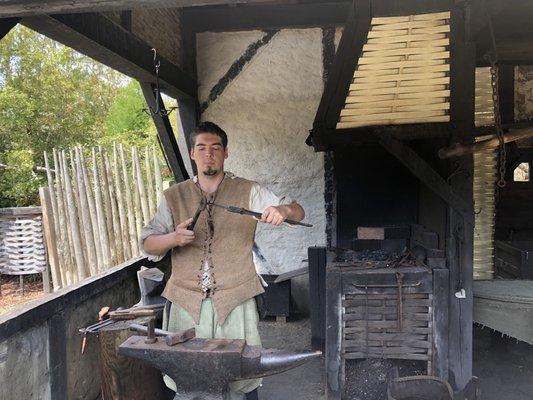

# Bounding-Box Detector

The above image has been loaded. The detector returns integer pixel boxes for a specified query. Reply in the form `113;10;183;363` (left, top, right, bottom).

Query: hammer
129;323;195;346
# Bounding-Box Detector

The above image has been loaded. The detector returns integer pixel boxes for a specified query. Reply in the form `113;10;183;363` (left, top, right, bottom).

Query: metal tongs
208;201;313;227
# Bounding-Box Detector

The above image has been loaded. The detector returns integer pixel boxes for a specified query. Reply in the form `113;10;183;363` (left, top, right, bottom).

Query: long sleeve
139;197;174;262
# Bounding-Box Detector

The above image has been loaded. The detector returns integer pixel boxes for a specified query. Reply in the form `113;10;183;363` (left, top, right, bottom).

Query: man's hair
190;121;228;148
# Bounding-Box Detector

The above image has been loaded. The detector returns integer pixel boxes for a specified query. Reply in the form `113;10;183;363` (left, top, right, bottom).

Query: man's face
190;133;228;177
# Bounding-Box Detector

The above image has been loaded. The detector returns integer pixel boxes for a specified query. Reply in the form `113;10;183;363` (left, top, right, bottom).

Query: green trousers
162;297;262;397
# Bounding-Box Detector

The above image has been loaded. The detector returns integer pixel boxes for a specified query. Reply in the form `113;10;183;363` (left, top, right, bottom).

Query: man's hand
173;218;195;246
261;206;287;226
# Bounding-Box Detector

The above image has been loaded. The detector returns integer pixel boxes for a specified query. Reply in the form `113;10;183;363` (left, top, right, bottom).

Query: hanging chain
487;57;507;188
483;0;506;188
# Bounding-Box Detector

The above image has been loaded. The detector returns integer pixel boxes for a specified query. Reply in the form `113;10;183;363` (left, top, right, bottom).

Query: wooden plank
358;52;450;64
374;131;474;226
344;305;429;314
340;109;447;123
367;25;450;39
345;97;446;109
366;33;448;45
358;58;447;71
344;326;431;334
343;312;431;322
363;38;449;51
372;12;451;25
345;293;429;300
433;268;449;380
371;19;446;31
341;103;449;117
345;332;429;341
354;64;450;77
345;319;429;328
338;116;450;129
326;267;343;400
349;83;448;96
23;13;195;100
344;339;432;349
343;298;432;307
345;90;450;103
344;352;430;361
362;46;447;58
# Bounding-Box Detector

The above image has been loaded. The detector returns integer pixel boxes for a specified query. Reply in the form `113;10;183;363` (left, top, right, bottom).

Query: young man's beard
203;167;219;176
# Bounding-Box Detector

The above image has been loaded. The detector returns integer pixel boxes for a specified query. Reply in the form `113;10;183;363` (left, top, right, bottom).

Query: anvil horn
242;347;322;379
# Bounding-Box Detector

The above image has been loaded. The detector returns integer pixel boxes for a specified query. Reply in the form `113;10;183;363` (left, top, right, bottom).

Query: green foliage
0;25;159;207
0;150;44;207
101;81;157;149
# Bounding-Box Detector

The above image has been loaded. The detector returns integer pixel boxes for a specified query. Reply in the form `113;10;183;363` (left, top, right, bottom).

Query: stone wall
196;29;328;308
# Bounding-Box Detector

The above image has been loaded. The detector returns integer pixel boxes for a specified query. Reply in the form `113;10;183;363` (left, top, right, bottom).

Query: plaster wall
516;66;533;120
196;29;327;305
0;325;50;400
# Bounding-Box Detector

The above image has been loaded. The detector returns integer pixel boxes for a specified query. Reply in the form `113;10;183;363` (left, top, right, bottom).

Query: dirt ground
0;274;45;316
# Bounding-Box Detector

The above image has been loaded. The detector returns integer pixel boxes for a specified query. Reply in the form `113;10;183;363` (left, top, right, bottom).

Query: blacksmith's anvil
119;336;321;400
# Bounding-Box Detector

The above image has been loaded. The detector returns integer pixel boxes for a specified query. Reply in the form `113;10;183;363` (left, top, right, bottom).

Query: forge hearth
324;225;449;400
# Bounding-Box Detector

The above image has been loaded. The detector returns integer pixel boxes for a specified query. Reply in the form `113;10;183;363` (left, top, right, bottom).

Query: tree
0;25;159;207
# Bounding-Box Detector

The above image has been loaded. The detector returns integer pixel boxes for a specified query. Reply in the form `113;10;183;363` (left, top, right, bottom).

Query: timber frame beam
22;12;196;99
140;82;190;183
181;1;350;33
0;0;277;18
0;17;20;39
310;0;371;152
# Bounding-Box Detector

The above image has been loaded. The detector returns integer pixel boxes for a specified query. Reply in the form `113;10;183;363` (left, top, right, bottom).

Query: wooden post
44;151;65;288
75;148;98;277
153;146;164;205
79;149;104;272
58;150;77;284
145;147;155;217
446;4;475;391
104;150;124;263
39;187;57;292
113;143;132;261
99;147;117;266
119;144;139;256
92;148;111;269
53;149;71;286
326;266;343;400
131;147;144;242
132;147;150;225
61;151;87;281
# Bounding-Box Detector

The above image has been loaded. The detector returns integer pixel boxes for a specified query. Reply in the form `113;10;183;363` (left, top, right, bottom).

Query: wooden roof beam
0;0;277;18
22;12;196;99
0;17;20;40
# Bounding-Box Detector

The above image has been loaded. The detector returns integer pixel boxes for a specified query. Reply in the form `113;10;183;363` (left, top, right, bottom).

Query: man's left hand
261;206;287;226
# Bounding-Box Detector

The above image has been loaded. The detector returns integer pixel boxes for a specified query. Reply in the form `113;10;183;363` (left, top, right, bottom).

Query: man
140;121;305;399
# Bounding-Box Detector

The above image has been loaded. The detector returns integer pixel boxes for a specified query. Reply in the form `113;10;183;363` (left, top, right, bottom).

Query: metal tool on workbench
208;201;313;227
130;322;196;346
119;336;321;400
